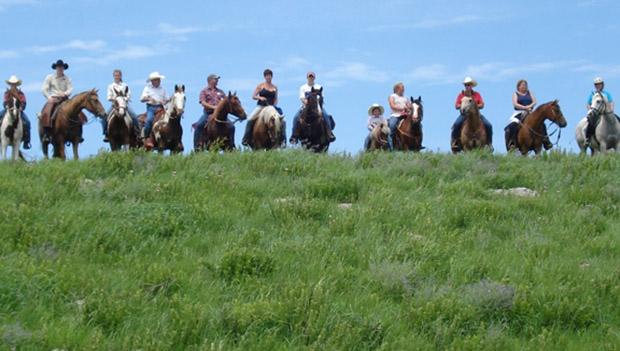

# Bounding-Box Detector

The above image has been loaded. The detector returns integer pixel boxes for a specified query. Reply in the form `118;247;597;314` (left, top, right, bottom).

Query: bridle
520;103;563;146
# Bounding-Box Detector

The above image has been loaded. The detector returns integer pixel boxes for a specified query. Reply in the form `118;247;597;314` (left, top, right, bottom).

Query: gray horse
576;92;620;154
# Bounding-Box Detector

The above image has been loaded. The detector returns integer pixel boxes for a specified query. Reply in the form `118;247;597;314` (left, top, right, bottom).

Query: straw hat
463;76;478;87
367;103;385;116
147;71;165;82
5;75;22;86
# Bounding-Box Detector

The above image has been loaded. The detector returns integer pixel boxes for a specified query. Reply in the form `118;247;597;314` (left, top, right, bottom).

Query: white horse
0;93;23;160
576;92;620;154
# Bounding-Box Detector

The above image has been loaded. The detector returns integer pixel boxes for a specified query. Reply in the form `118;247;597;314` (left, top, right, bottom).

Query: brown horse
393;96;424;151
298;87;330;152
510;100;566;155
152;85;186;154
366;120;390;151
107;86;138;151
458;96;490;153
203;92;247;151
250;106;284;150
39;90;106;160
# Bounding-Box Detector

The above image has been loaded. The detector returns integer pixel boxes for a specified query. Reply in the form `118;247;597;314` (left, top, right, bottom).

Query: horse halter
591;92;607;116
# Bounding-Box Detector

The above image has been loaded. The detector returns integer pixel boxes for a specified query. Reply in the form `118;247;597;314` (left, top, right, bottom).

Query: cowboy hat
51;59;69;70
5;75;22;86
368;103;385;116
463;76;478;87
147;71;165;82
593;77;604;84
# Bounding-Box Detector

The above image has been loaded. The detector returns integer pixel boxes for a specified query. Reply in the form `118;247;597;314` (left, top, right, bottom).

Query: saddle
137;108;165;127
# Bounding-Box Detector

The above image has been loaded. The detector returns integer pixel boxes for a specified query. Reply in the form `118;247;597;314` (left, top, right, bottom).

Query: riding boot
22;128;31;150
242;119;256;146
325;120;336;142
103;132;109;143
450;127;461;153
43;127;52;144
177;141;184;152
505;122;518;149
584;120;596;146
541;124;553;150
289;129;300;145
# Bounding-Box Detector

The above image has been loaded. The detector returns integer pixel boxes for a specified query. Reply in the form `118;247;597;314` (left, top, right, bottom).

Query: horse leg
0;142;6;160
72;142;79;160
12;142;19;161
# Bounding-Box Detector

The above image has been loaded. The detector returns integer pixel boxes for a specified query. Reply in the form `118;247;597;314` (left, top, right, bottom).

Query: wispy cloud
75;45;158;66
158;23;203;35
0;50;19;59
572;63;620;77
0;0;38;11
323;62;390;87
19;81;42;93
367;14;484;31
29;40;107;54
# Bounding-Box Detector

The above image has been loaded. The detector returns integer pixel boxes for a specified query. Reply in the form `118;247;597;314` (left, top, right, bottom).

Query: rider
194;74;226;151
387;82;412;150
584;77;617;146
140;72;169;148
451;77;493;152
242;69;285;147
364;103;387;150
41;59;73;143
0;76;31;149
102;69;139;142
505;79;547;149
289;71;336;144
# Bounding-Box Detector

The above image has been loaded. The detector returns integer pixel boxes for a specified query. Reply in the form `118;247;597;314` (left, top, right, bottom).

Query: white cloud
19;81;42;93
75;45;158;66
572;63;620;77
29;40;107;54
367;14;484;31
0;0;38;11
158;23;203;35
323;62;390;86
0;50;19;59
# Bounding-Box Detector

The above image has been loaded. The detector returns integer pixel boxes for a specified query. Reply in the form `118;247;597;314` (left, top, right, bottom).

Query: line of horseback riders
0;59;617;160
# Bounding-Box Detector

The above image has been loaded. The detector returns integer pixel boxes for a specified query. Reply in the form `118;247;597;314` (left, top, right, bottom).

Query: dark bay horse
508;100;567;155
458;96;490;153
298;87;330;153
250;106;284;150
107;86;137;151
393;96;424;151
152;85;186;154
204;92;247;151
39;90;106;160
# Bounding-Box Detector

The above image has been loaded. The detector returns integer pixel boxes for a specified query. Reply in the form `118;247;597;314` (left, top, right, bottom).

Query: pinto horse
0;88;23;160
393;96;424;151
107;86;137;151
298;87;330;152
39;89;106;160
152;85;186;154
204;92;247;151
458;96;490;153
250;106;284;150
509;100;566;155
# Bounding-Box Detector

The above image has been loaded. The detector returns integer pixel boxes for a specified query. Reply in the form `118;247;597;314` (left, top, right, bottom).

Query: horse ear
174;84;179;92
182;85;185;92
234;91;237;96
418;96;422;101
410;96;414;103
319;87;323;93
228;91;232;98
124;86;129;94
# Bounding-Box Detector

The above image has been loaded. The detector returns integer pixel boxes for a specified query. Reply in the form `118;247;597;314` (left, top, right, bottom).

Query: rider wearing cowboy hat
584;77;617;146
40;59;73;143
140;71;169;148
0;75;31;149
451;76;493;152
364;103;387;150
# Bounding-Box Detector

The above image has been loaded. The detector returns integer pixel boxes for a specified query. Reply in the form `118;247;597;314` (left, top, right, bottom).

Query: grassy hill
0;151;619;350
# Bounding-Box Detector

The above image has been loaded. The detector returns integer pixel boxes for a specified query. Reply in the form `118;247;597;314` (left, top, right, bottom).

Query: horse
249;106;284;150
458;96;490;153
38;89;106;160
0;89;23;161
151;85;186;154
576;92;620;155
203;92;247;151
366;120;391;151
392;96;424;151
507;100;567;155
298;87;330;152
107;86;137;151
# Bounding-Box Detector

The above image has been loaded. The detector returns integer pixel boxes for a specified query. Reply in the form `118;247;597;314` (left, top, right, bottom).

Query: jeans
144;104;162;138
364;135;371;150
388;116;403;149
101;107;138;135
0;110;31;142
194;111;211;148
292;108;334;137
451;114;493;143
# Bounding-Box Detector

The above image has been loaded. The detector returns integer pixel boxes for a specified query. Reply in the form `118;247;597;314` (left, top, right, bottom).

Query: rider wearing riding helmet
102;69;139;142
451;76;493;152
584;77;617;146
0;76;31;149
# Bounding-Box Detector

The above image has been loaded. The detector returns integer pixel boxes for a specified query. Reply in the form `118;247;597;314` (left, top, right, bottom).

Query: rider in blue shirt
585;77;617;146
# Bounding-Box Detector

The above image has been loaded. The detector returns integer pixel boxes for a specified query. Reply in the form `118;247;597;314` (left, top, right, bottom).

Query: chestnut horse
152;85;186;154
39;89;106;160
508;100;567;155
107;86;137;151
458;96;490;153
393;96;424;151
0;88;23;160
250;106;285;150
203;92;247;151
366;120;390;151
298;87;330;153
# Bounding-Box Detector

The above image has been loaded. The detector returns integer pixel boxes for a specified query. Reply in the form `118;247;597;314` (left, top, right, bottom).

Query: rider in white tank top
390;93;408;118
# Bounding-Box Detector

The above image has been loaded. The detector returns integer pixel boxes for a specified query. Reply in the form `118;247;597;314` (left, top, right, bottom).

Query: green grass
0;150;619;350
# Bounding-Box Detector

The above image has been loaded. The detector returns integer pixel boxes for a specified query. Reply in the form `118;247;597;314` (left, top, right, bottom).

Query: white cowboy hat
593;77;604;84
463;76;478;87
5;75;22;86
368;103;385;116
147;71;165;82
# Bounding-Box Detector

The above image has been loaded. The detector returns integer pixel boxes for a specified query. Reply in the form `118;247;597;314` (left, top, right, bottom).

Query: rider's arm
388;95;403;114
477;93;485;109
512;93;523;110
454;93;463;110
19;92;26;111
273;86;279;106
140;86;151;103
64;77;73;97
252;84;263;101
529;91;537;109
107;85;115;102
299;86;307;106
41;76;52;99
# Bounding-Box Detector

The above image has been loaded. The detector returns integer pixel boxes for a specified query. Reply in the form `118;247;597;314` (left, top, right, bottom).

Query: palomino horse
457;96;490;153
107;86;137;151
39;90;106;160
366;120;391;151
0;88;23;160
204;92;247;151
393;96;424;151
298;87;330;152
576;92;620;155
250;106;284;150
152;85;186;154
507;100;567;155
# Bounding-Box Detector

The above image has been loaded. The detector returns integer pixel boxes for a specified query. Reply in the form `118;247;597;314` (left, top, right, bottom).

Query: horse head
410;96;423;122
85;89;107;118
169;84;186;118
460;96;477;116
226;91;247;120
590;92;609;115
310;86;324;108
547;100;567;128
113;88;129;117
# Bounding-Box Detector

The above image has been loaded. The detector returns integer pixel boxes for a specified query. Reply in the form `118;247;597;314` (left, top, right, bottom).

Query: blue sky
1;0;619;157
